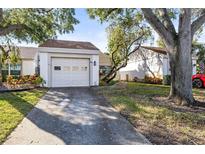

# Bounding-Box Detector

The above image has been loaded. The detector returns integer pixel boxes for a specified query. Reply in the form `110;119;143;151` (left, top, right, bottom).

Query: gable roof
141;46;167;55
39;39;99;51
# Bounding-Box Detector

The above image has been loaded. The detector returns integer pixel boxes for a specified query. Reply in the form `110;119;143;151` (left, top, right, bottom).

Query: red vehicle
192;74;205;88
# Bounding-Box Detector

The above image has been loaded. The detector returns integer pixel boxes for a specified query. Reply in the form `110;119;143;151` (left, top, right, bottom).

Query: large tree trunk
168;9;195;106
0;54;2;86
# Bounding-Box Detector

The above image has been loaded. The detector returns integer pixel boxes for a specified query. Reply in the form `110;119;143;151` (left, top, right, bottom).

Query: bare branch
141;8;175;48
0;24;25;36
191;9;205;38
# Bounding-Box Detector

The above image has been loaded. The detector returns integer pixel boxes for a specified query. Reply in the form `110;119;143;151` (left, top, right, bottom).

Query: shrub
6;75;44;88
33;76;44;85
6;75;14;85
99;80;107;86
99;80;118;86
163;75;171;85
144;75;162;84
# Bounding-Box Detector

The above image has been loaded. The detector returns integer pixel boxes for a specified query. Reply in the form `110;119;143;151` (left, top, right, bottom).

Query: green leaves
0;8;79;43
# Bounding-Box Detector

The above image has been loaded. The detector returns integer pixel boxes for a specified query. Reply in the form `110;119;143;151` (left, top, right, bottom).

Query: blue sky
19;8;109;52
19;8;205;51
58;9;108;52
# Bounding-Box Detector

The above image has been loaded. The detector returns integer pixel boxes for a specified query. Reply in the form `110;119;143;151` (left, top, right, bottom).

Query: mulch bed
0;83;36;92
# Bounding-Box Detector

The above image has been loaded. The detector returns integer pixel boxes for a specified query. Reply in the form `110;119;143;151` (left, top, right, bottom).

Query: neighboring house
1;47;38;80
1;39;111;87
119;46;197;81
99;51;111;78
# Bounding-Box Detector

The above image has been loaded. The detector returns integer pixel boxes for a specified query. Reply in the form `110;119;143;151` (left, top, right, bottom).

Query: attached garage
39;39;100;87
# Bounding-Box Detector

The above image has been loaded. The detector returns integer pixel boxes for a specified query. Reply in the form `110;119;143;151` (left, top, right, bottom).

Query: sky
19;8;108;52
58;9;109;52
18;8;205;51
57;8;205;49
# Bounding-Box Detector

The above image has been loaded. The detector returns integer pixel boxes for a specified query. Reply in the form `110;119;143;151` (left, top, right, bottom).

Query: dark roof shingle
39;39;99;50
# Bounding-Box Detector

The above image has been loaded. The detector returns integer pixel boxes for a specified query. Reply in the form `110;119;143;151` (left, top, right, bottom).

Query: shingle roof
39;39;99;50
141;46;167;55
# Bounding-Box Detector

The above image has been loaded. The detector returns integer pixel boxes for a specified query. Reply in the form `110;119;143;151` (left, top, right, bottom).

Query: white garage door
51;58;90;87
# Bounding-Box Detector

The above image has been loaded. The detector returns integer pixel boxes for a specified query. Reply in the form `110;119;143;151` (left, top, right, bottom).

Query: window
64;66;71;71
72;66;79;71
2;63;21;81
10;64;21;70
54;66;61;70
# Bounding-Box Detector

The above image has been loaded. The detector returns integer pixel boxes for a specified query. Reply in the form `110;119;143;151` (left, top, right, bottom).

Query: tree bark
168;9;195;106
0;54;2;86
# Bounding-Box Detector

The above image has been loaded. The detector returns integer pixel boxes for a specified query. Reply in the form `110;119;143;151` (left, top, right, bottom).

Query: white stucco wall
119;49;164;81
21;60;35;75
119;47;197;82
39;52;49;87
39;48;99;87
90;55;99;86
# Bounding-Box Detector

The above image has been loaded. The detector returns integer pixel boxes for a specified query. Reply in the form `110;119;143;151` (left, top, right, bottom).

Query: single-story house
119;46;197;81
1;39;111;87
1;47;38;80
98;51;111;78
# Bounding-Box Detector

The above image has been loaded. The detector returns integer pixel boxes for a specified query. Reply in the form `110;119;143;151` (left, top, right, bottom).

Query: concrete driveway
4;88;150;145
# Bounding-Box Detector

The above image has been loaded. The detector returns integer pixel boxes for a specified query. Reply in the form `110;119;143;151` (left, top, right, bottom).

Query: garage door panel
52;58;89;87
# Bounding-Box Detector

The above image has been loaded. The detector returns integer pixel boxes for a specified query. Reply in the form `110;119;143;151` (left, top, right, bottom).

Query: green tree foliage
0;8;79;85
88;9;151;83
156;38;166;48
88;8;205;106
0;8;79;43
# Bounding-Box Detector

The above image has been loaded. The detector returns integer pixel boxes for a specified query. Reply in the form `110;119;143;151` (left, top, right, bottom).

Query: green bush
99;80;118;86
33;76;44;85
163;75;171;85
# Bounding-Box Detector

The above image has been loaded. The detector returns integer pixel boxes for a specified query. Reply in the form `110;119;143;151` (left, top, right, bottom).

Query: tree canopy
0;8;79;44
88;8;205;106
0;8;79;84
88;9;151;83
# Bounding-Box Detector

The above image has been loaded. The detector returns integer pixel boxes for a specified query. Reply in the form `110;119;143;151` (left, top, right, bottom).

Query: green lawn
97;82;205;144
0;88;47;144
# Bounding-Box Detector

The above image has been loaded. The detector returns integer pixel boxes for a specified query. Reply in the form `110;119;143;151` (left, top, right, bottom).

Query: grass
98;82;205;144
0;88;48;144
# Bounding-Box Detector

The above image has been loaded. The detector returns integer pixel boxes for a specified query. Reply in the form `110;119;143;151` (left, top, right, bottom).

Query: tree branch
191;9;205;38
140;48;156;78
36;8;54;14
104;8;118;19
158;8;176;35
0;24;25;36
141;8;175;48
0;8;3;23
